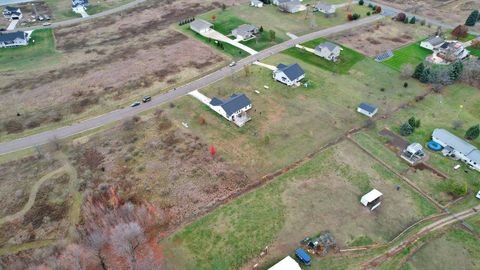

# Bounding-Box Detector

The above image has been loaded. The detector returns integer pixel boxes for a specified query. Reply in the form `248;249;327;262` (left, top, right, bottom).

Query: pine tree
404;16;409;24
450;61;464;81
465;10;479;26
359;0;364;5
420;68;431;83
465;125;480;140
410;16;416;24
408;117;417;129
400;123;414;136
413;63;425;79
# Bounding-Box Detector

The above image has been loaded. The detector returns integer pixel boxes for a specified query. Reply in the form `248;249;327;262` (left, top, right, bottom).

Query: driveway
202;29;258;55
0;15;383;155
6;19;19;31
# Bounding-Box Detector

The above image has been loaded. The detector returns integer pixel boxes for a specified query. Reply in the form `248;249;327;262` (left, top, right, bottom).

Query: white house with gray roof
314;3;336;16
420;36;445;51
231;24;259;41
357;102;378;117
190;19;213;34
314;42;342;61
432;128;480;172
3;6;22;21
0;31;29;48
273;63;305;86
209;93;252;127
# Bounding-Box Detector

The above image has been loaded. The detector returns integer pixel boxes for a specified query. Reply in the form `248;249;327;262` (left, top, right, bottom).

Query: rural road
0;14;383;155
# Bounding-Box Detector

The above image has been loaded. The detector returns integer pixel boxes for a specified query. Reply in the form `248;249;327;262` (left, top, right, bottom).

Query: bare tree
400;64;414;79
82;148;105;171
110;222;147;270
86;231;108;270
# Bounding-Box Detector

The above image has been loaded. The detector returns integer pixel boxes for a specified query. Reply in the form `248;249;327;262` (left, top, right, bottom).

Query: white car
228;61;236;67
476;190;480;200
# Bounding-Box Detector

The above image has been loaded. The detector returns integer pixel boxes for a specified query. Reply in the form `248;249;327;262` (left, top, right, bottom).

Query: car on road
42;22;51;27
228;61;236;67
142;96;151;103
130;101;141;107
476;190;480;200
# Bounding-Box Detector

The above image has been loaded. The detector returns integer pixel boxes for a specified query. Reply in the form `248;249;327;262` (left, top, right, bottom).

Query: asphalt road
0;15;383;155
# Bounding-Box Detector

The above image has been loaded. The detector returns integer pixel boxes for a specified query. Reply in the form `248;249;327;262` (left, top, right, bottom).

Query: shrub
399;122;414;136
366;12;371;16
347;14;353;21
403;82;408;88
442;180;467;197
375;6;382;13
420;19;426;26
451;25;469;39
4;119;24;134
396;12;406;22
359;0;364;5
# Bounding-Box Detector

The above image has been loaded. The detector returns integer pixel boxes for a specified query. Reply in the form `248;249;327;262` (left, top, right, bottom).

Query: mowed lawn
382;41;432;71
468;46;480;57
0;29;60;72
282;38;366;74
162;141;437;270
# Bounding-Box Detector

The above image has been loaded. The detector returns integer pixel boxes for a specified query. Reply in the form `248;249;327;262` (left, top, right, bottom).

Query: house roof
190;19;213;31
406;143;423;154
425;36;444;46
251;0;263;4
315;3;335;12
276;63;305;81
360;189;383;206
210;93;252;117
432;129;477;155
268;256;302;270
0;31;26;43
316;42;340;52
358;102;378;113
467;150;480;165
4;6;20;13
232;24;258;37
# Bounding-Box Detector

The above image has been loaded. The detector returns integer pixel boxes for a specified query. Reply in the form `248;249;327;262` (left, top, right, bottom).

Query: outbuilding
314;3;336;16
190;19;213;34
432;128;480;171
268;256;302;270
250;0;264;7
360;189;383;211
357;102;378;117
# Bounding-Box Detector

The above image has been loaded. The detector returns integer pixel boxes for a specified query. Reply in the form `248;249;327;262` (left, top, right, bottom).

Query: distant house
268;256;302;270
0;31;29;48
432;128;480;171
209;93;252;127
279;1;306;13
231;24;259;40
314;3;336;16
357;102;378;117
437;41;470;61
3;6;22;20
420;36;445;51
250;0;264;7
190;19;213;34
314;42;342;61
273;63;305;86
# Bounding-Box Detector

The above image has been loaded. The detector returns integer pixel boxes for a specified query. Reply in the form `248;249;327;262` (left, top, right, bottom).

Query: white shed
268;256;302;270
360;189;383;211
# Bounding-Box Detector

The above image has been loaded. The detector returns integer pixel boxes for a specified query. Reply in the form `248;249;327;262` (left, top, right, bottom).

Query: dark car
130;101;141;107
142;96;152;103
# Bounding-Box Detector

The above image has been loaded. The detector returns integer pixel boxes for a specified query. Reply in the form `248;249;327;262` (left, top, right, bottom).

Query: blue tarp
295;248;311;265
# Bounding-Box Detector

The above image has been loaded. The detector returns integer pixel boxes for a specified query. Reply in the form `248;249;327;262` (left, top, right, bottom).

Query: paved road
0;15;382;155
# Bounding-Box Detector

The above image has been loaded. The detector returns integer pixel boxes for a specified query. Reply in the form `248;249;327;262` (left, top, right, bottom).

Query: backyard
381;41;432;71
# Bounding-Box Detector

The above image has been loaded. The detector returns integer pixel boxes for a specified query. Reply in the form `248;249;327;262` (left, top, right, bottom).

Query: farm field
381;41;432;71
162;141;437;270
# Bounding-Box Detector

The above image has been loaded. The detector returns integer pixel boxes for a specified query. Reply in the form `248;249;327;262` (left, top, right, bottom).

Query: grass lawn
0;29;60;72
468;46;480;57
382;41;432;71
163;141;437;270
282;37;366;74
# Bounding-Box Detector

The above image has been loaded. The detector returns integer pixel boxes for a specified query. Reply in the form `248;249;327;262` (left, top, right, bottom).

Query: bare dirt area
0;0;234;138
376;0;480;32
329;18;434;57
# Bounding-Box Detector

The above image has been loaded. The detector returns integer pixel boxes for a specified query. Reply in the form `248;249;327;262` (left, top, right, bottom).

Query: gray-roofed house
273;63;305;86
314;42;342;61
279;1;306;13
357;102;378;117
209;93;252;127
3;6;22;20
72;0;89;9
420;36;445;51
231;24;259;41
250;0;264;7
432;128;480;171
190;19;213;34
0;31;29;48
314;3;336;16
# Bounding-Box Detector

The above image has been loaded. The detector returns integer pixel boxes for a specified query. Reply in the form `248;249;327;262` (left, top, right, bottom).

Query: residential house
273;63;305;86
209;93;252;127
432;128;480;171
3;6;22;21
437;41;470;61
250;0;264;7
279;1;306;13
72;0;89;11
231;24;259;41
314;3;336;16
357;102;378;117
420;36;445;50
190;19;213;34
0;31;29;48
314;42;342;61
401;143;426;165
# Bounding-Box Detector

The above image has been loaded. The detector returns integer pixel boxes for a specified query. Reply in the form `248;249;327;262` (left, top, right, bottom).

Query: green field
0;29;60;72
283;38;366;74
468;46;480;57
382;41;432;71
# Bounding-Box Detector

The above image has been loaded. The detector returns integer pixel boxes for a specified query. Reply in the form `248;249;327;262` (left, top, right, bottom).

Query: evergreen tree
465;10;479;26
404;16;409;24
359;0;364;5
410;16;416;24
408;117;417;129
450;61;464;81
400;123;414;136
465;125;480;140
413;63;425;79
420;68;431;83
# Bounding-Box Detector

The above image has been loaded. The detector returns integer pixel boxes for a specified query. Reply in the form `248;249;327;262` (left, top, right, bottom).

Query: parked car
476;190;480;200
142;96;151;103
228;61;236;67
295;248;311;266
130;101;141;107
42;22;51;27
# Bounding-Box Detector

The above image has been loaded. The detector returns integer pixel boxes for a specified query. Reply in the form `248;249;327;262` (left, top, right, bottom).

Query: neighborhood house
357;102;378;117
276;0;306;13
421;36;469;64
420;36;445;51
72;0;89;12
190;19;213;34
209;93;252;127
314;42;342;61
231;24;259;41
401;143;426;165
0;31;29;48
3;6;22;20
432;128;480;172
273;63;305;86
314;3;336;16
250;0;264;8
360;189;383;211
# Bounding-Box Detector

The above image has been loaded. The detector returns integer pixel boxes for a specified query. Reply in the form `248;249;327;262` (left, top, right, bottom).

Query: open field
329;18;435;57
381;40;432;71
0;0;233;142
163;141;437;270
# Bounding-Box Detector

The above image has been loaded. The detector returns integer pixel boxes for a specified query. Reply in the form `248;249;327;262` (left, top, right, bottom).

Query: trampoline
427;141;443;151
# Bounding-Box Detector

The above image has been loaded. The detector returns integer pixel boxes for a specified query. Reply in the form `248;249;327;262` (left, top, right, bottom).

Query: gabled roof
315;3;335;12
0;31;26;43
232;24;258;37
358;102;377;113
467;150;480;165
425;36;444;46
361;189;383;206
432;129;477;155
210;93;252;117
316;41;340;52
190;19;213;30
276;63;305;81
4;6;21;13
268;256;301;270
